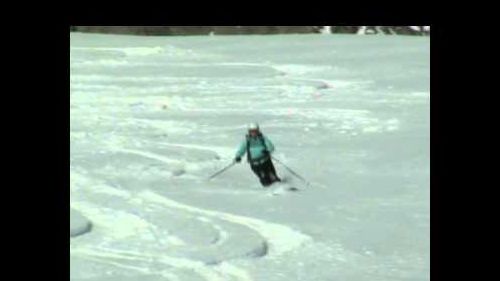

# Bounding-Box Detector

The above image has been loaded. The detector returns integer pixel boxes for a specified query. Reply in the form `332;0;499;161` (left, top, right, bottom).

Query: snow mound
70;208;92;237
169;222;269;265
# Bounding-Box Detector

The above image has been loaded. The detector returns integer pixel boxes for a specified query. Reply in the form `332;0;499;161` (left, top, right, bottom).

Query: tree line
70;26;429;36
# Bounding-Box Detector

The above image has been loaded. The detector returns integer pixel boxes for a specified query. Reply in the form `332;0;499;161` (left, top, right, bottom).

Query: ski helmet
248;122;259;132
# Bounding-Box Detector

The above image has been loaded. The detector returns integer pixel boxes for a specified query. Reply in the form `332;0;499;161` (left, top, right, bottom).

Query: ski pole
272;156;311;186
208;161;236;180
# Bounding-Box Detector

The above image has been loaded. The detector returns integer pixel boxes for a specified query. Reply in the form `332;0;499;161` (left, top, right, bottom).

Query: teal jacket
235;134;275;164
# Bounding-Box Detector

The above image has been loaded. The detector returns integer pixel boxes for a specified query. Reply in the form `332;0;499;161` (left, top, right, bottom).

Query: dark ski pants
250;158;281;187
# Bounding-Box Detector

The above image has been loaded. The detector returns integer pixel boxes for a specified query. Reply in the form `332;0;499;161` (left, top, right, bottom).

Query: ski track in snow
73;246;253;281
71;189;311;281
76;249;253;281
138;190;312;257
71;189;258;280
71;168;311;281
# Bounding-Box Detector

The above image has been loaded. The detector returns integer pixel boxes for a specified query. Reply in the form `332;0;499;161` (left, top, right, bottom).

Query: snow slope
70;33;430;281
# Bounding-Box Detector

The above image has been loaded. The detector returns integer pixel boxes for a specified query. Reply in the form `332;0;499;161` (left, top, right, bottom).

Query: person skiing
234;123;281;187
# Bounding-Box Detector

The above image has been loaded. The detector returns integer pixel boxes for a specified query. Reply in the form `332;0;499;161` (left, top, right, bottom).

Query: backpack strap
259;134;268;151
246;134;251;162
246;133;268;163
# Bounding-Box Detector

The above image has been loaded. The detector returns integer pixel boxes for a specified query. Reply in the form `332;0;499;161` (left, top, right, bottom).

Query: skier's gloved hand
263;149;270;156
234;156;241;163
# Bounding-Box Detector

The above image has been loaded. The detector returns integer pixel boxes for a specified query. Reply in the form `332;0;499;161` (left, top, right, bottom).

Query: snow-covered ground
70;33;430;281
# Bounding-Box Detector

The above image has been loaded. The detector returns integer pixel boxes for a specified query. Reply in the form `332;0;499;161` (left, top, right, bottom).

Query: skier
234;123;281;187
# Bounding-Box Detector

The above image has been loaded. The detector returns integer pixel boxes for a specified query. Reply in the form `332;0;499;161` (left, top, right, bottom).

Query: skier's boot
269;173;281;185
